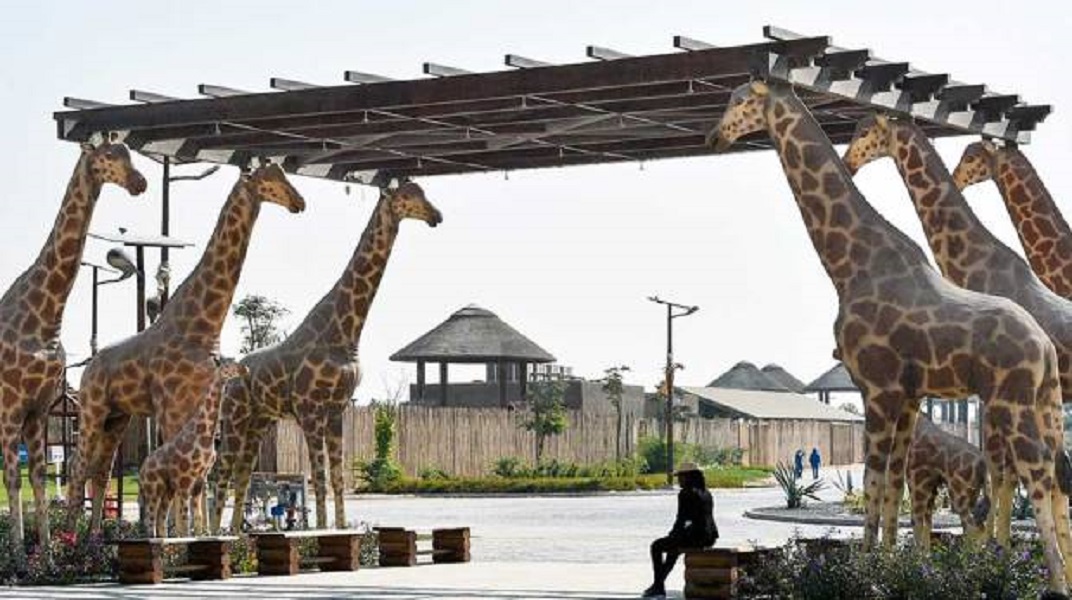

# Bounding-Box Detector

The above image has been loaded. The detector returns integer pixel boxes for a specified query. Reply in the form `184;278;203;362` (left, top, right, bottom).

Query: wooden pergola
53;26;1050;186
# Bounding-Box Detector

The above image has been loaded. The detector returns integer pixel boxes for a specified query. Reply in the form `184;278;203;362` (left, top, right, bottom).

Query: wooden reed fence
245;406;864;487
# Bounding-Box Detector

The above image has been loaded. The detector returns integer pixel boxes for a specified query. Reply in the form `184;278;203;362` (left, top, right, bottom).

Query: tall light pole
160;161;219;307
648;296;699;486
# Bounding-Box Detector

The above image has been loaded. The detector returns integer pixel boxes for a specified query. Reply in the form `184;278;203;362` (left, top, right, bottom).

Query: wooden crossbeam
198;84;249;98
423;63;471;77
343;70;393;84
897;73;949;103
270;78;318;91
936;84;986;111
855;62;910;93
63;97;113;110
505;54;550;69
130;90;179;103
673;35;716;51
973;94;1020;122
586;45;630;61
1006;104;1051;131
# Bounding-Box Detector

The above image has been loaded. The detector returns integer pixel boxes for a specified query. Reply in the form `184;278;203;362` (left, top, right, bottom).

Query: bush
740;534;1049;599
635;436;742;473
492;456;528;478
419;467;451;481
354;401;403;491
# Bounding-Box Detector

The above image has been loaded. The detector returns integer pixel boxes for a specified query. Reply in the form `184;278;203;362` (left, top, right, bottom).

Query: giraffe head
244;164;306;213
952;140;999;191
707;80;772;152
80;141;147;195
842;113;895;175
385;181;442;227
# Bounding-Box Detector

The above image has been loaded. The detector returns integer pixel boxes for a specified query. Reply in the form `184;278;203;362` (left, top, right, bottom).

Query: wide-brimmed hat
673;462;701;475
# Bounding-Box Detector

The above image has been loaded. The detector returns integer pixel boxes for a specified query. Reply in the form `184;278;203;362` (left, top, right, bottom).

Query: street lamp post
159;161;219;308
648;296;699;486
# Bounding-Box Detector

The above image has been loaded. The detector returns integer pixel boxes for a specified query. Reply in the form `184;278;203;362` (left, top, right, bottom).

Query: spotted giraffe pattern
954;142;1072;300
66;164;305;533
139;361;246;538
710;81;1068;594
844;116;1072;548
212;182;441;532
0;142;145;550
907;415;988;550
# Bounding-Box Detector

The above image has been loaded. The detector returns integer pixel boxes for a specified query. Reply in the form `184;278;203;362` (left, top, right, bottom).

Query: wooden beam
198;84;249;98
130;90;180;104
439;363;449;407
63;97;113;110
343;70;393;84
586;45;631;61
270;78;318;91
673;35;716;51
423;63;472;78
505;54;550;69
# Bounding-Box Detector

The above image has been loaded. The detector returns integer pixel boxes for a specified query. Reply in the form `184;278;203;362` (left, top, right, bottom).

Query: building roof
707;361;791;392
390;304;555;364
679;386;863;422
804;362;860;393
52;26;1047;185
760;364;807;394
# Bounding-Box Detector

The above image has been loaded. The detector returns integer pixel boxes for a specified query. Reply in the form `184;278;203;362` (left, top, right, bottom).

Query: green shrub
635;436;743;473
419;467;451;481
739;534;1049;599
354;401;403;491
492;456;528;478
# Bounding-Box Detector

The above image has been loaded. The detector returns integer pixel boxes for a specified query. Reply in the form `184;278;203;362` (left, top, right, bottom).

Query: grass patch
374;466;772;494
0;465;138;508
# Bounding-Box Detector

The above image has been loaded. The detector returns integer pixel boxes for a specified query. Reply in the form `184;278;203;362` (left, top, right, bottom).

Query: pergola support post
439;362;449;407
416;360;426;402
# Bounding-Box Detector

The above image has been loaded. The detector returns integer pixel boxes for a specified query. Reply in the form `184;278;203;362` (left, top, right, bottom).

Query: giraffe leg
2;421;26;552
191;481;206;536
89;414;131;532
993;467;1016;546
228;421;266;533
909;478;935;552
23;411;50;547
861;397;895;552
327;411;347;529
950;481;984;541
301;420;329;529
211;419;243;533
881;408;918;547
1017;463;1067;593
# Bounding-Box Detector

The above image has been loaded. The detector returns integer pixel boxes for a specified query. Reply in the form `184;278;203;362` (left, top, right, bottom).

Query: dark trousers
650;535;706;586
811;464;819;479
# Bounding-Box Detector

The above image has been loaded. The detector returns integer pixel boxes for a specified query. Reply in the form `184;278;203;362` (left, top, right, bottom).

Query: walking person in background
809;447;822;480
793;449;805;480
643;462;719;598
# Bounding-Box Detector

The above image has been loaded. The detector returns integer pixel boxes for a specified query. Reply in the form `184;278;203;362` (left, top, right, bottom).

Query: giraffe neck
764;88;930;297
295;194;399;348
2;153;101;332
156;182;260;343
888;123;1033;289
992;148;1072;298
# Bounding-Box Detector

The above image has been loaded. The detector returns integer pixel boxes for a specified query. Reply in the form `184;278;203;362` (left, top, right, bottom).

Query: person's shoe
641;583;665;598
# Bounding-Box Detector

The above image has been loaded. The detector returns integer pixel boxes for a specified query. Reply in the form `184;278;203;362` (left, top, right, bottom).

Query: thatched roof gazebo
390;304;555;407
706;361;791;392
804;362;860;404
760;364;807;394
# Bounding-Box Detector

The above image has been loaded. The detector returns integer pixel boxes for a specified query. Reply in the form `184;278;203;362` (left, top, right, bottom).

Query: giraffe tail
972;494;992;527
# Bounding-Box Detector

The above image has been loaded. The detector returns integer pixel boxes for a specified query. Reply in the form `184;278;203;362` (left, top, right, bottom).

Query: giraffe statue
709;81;1069;593
0;141;145;550
212;181;441;532
66;164;305;533
139;361;247;538
843;115;1072;544
906;415;988;551
953;141;1072;300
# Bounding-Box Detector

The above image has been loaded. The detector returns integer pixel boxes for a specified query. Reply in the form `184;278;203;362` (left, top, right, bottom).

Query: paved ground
3;465;879;599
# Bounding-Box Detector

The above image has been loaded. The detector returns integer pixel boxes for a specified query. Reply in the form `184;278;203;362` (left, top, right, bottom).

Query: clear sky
1;1;1069;406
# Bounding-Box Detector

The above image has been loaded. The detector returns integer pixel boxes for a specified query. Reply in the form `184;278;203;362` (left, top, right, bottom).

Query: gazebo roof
390;304;555;364
706;361;791;392
760;364;807;394
804;362;860;393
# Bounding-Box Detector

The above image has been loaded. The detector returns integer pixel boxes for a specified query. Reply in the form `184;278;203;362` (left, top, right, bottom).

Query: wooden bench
249;529;361;576
377;527;470;567
683;545;777;600
117;536;236;584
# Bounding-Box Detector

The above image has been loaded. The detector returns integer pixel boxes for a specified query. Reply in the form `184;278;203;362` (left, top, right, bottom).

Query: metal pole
160;157;171;307
135;247;146;333
90;267;99;356
665;304;674;486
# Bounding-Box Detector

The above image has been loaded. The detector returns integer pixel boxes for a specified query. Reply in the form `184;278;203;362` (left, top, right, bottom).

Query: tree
838;402;861;415
602;365;630;462
232;294;289;354
520;380;568;462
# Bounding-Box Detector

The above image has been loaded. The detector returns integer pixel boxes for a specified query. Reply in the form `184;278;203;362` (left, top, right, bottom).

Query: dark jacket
669;487;718;546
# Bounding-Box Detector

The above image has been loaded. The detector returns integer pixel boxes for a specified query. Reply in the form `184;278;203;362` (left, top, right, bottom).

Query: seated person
643;462;719;598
